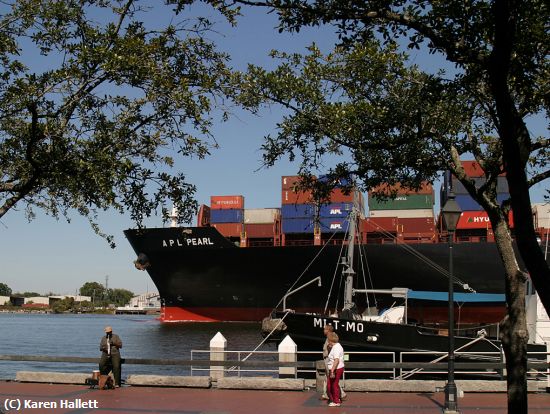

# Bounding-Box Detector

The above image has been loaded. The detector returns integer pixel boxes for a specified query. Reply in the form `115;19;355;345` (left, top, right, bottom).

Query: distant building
0;296;10;305
129;292;161;309
24;297;49;306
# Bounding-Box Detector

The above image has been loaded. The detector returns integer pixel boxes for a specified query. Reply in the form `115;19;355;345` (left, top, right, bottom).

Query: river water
0;313;279;380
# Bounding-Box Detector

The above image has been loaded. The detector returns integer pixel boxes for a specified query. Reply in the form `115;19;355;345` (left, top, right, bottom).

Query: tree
106;288;134;306
51;296;75;313
79;281;105;303
0;0;237;243
228;1;549;411
0;282;12;296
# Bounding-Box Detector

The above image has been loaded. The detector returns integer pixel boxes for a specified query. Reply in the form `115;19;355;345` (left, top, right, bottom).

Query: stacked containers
243;208;280;238
281;176;315;234
210;195;244;237
281;175;362;235
367;182;435;242
441;161;511;237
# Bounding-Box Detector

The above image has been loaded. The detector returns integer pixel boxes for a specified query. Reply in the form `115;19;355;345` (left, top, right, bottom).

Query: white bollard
210;332;226;380
278;335;297;378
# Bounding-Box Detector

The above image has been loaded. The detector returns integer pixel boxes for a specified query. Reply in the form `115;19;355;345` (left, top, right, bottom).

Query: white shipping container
533;204;550;228
244;208;280;224
368;209;434;218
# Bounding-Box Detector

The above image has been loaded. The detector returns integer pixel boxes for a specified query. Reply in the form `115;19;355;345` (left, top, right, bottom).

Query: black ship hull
123;226;542;322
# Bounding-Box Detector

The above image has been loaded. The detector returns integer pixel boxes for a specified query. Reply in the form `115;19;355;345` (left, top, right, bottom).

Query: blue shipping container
281;204;314;218
320;218;350;233
455;194;510;211
210;209;244;223
319;174;351;187
282;218;314;233
319;203;353;218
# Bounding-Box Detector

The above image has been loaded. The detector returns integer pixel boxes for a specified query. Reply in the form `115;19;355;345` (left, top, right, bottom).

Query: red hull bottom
161;306;277;322
160;304;506;323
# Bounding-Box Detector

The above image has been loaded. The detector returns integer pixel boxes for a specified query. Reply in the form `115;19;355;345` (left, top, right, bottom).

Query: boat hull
124;226;543;323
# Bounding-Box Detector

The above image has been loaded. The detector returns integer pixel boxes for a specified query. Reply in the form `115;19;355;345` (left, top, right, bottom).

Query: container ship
124;161;550;323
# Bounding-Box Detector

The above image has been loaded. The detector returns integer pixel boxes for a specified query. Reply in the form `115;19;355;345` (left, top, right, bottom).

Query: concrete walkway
1;382;550;413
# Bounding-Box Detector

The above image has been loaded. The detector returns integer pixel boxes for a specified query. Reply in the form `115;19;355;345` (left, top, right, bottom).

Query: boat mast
342;188;359;311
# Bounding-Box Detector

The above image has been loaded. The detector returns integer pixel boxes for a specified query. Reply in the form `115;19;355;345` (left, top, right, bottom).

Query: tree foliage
0;0;236;243
0;282;12;296
79;281;105;301
106;288;134;306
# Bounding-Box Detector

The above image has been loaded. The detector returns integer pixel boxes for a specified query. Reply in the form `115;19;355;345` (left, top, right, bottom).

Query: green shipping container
368;194;434;210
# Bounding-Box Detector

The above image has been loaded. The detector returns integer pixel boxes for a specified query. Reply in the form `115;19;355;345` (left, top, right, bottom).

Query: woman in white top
326;332;345;407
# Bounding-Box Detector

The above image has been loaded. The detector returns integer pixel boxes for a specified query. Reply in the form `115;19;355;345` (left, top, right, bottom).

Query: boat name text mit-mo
315;317;364;332
162;237;214;247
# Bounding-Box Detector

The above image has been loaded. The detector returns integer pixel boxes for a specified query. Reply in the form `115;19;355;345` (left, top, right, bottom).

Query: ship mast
342;188;359;311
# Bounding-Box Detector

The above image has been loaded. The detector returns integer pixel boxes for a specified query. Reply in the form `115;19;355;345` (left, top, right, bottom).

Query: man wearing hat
99;326;123;387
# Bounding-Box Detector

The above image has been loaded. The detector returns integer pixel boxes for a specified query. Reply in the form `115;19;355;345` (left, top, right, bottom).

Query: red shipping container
459;160;506;178
211;195;244;210
329;188;355;202
362;217;398;232
370;182;433;196
281;176;301;191
245;223;275;238
211;223;242;237
282;189;314;205
398;217;435;233
456;211;514;229
197;204;211;227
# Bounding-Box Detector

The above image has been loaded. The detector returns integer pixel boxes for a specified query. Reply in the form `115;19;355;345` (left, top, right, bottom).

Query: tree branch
528;169;550;188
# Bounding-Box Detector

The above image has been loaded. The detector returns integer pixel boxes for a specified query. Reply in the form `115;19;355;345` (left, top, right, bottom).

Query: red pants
327;367;344;404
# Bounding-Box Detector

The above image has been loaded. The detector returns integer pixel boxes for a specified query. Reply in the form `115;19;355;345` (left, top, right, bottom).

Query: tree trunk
489;0;550;319
491;216;529;413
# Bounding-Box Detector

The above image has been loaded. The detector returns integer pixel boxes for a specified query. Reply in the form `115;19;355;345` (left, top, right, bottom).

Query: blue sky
1;4;548;295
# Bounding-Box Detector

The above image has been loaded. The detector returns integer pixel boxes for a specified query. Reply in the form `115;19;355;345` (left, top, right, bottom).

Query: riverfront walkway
1;382;550;413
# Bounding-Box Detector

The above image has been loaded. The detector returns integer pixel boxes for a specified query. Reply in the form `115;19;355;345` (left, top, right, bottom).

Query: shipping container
281;175;303;191
533;204;550;229
398;217;435;234
361;217;398;233
318;174;351;188
456;211;515;230
320;217;350;233
368;193;434;210
329;188;355;203
281;203;315;218
210;195;245;210
319;203;353;218
282;189;314;205
244;208;280;224
368;209;434;218
210;209;244;223
447;176;509;195
369;181;433;196
454;193;510;211
211;222;242;238
282;218;314;233
244;223;276;238
197;204;211;227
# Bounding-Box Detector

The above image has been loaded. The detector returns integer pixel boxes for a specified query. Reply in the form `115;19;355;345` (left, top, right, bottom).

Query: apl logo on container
330;209;342;215
330;223;343;230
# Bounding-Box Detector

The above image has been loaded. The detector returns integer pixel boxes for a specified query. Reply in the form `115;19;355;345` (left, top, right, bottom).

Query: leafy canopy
0;0;236;244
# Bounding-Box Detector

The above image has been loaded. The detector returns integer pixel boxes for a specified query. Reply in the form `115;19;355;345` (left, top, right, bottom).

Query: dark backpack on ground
98;375;114;390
